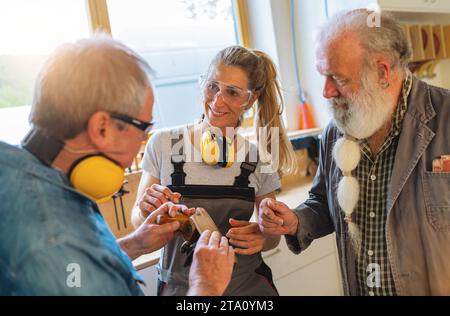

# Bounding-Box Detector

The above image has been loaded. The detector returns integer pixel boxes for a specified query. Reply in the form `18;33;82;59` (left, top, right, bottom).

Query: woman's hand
226;218;265;255
137;184;182;219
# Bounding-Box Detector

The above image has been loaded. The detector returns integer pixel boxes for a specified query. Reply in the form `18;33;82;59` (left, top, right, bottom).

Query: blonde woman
132;46;296;296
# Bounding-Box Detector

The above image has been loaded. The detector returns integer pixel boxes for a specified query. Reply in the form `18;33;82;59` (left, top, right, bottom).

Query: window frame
87;0;249;172
86;0;112;34
100;0;250;128
0;0;248;146
86;0;249;43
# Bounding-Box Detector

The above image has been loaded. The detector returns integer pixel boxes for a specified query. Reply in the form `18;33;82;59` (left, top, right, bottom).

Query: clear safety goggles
199;75;253;108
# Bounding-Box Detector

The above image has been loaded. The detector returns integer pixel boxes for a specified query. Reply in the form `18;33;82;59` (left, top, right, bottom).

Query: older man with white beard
258;9;450;296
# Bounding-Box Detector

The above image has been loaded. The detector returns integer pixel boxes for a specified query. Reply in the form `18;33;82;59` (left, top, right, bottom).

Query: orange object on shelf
299;101;315;130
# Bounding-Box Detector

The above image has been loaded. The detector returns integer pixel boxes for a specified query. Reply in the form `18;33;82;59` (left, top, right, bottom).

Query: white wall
245;0;293;130
293;0;332;128
269;0;301;131
325;0;450;90
245;0;332;131
245;0;450;132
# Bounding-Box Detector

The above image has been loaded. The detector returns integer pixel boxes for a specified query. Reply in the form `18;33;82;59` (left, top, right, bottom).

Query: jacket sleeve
285;124;336;254
11;242;143;296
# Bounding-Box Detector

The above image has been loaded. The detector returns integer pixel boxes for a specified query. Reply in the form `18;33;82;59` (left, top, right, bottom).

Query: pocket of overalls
422;172;450;232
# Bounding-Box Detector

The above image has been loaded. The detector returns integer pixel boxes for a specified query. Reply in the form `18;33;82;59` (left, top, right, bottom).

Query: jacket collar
404;76;436;124
0;142;97;206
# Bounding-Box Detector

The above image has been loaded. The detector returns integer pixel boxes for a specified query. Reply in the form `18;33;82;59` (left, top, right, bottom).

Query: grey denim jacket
286;77;450;295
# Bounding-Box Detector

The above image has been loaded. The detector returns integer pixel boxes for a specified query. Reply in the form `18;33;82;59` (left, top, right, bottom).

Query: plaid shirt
354;72;413;296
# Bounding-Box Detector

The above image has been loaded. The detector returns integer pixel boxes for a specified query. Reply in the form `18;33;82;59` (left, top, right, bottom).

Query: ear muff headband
21;127;64;166
68;154;125;203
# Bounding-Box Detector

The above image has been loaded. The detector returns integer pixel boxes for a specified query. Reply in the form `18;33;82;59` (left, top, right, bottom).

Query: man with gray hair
0;34;234;295
259;9;450;295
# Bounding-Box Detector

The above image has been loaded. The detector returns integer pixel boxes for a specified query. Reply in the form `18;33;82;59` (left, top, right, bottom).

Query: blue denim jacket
0;142;144;295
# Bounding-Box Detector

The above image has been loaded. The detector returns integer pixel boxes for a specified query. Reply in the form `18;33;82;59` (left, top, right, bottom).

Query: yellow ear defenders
21;128;125;204
68;154;125;203
200;130;235;168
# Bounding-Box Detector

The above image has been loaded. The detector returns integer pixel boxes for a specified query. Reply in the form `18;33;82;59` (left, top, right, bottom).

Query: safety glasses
199;75;253;108
110;112;155;135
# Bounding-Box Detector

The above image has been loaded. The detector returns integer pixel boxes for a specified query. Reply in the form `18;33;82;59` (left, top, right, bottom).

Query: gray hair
30;33;151;140
317;9;412;72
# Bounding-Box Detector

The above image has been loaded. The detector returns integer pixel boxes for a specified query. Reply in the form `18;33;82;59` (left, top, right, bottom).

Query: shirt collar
391;70;412;134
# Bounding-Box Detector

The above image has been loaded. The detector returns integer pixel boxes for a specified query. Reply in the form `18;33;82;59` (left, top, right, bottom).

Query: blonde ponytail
253;51;297;177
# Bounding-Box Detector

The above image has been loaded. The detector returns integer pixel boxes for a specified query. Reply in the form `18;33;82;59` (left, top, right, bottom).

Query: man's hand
188;230;235;296
258;198;299;236
118;202;195;260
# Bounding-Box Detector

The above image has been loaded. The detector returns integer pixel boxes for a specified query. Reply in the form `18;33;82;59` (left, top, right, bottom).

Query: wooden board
408;24;426;62
444;25;450;58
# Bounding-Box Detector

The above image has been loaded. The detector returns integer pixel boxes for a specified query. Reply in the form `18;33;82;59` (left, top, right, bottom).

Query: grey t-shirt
141;125;281;197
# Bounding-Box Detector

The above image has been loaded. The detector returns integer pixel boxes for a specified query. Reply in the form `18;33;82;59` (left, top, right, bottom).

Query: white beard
330;73;392;139
329;69;396;253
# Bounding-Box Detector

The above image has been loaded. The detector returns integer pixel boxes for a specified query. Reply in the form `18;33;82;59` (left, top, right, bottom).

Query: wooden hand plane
156;207;221;266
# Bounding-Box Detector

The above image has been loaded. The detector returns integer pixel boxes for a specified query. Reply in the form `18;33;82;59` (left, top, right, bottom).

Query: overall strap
233;153;258;188
170;131;186;186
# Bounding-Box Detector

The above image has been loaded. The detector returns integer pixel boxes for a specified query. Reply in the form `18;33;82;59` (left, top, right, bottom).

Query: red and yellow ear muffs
68;154;125;203
200;130;235;168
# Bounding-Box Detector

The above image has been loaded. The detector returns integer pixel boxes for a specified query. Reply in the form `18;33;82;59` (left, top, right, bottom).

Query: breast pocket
422;172;450;232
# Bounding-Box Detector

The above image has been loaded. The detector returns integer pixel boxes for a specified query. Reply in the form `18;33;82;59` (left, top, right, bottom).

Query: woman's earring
381;81;390;89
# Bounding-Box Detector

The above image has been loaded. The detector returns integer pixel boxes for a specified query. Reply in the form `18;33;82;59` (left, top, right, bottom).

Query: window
107;0;239;129
0;0;90;144
0;0;242;144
